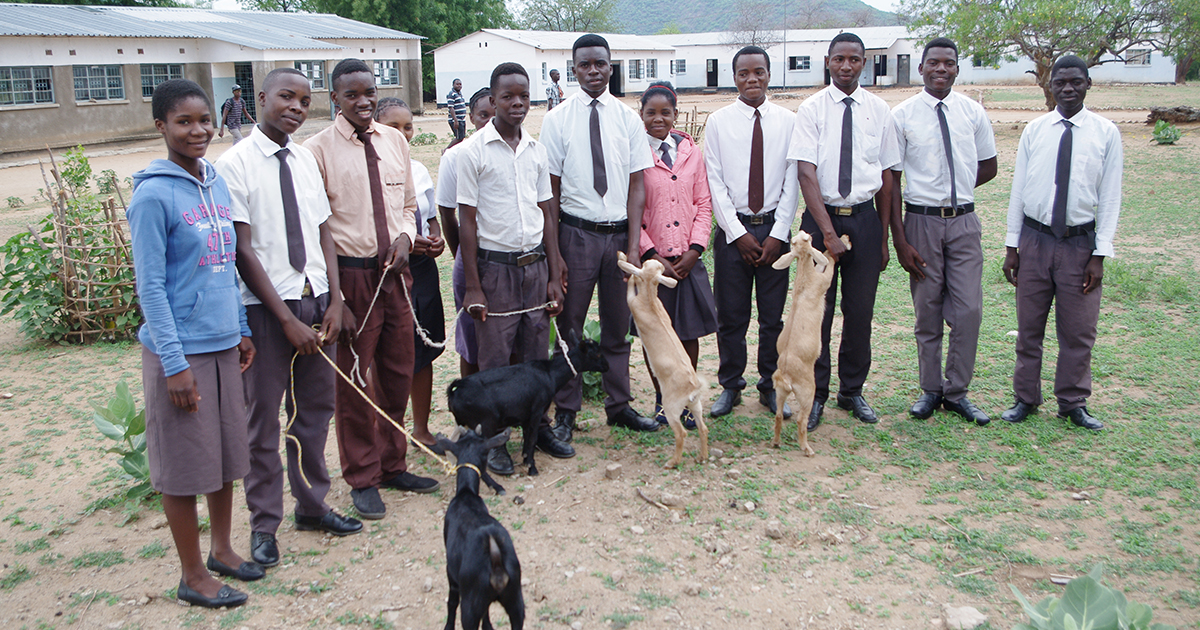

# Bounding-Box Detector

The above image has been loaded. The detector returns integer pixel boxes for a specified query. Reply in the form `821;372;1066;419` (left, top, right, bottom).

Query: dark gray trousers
243;295;334;535
475;257;551;371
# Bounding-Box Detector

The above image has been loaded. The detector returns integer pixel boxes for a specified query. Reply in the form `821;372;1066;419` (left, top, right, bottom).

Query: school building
0;3;422;154
432;29;675;107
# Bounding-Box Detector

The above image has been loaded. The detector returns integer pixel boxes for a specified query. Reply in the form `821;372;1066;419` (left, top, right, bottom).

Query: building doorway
609;61;624;97
706;59;718;87
234;62;257;120
897;54;911;85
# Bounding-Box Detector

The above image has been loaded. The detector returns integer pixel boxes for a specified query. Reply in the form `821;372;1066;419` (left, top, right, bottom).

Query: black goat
445;334;608;477
433;427;524;630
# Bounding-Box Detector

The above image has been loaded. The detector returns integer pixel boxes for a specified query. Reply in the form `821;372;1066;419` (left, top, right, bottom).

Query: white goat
617;252;708;468
771;232;849;456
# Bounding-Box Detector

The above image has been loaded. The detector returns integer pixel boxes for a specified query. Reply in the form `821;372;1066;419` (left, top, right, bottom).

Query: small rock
288;546;299;553
423;577;433;593
765;520;785;539
610;569;624;584
725;468;742;480
660;493;684;507
383;611;400;623
670;512;682;523
803;570;813;578
663;611;683;623
709;447;724;458
718;457;733;466
149;517;168;530
1;392;13;399
741;501;756;513
943;605;988;630
630;526;645;535
520;577;531;586
622;510;631;519
605;463;623;479
1006;330;1018;337
684;582;702;596
136;596;149;606
571;623;583;630
718;555;732;567
513;496;525;505
594;512;603;522
106;623;124;630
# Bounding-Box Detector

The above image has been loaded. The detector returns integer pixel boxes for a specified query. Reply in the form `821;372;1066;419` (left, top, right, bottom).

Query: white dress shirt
705;98;800;244
1006;106;1122;257
216;125;332;305
457;120;552;253
541;91;654;222
648;132;676;166
410;158;436;236
892;90;997;206
789;85;901;206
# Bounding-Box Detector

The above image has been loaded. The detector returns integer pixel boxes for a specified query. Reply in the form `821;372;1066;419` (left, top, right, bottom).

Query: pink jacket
639;131;713;259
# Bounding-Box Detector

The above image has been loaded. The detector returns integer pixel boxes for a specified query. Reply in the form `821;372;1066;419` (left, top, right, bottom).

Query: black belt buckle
748;213;766;225
940;206;956;219
516;252;540;267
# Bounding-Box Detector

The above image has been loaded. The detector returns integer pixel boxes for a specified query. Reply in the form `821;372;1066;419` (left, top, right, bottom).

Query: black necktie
748;109;764;213
838;96;854;199
659;141;673;169
356;129;391;261
589;99;607;197
935;102;958;210
1051;119;1073;239
275;148;306;273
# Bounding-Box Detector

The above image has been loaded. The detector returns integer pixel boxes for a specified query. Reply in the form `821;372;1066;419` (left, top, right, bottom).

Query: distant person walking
219;84;254;145
546;69;564;110
447;78;468;147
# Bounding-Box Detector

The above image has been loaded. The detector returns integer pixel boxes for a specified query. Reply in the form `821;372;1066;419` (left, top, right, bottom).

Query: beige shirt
304;114;417;258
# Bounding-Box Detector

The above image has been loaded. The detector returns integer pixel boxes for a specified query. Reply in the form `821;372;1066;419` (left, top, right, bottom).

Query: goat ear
840;234;852;250
772;251;796;270
431;434;452;456
658;274;678;288
811;249;829;274
616;257;641;277
483;428;511;450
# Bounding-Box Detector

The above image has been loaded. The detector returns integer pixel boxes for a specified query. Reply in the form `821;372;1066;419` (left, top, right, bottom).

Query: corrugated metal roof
651;26;910;50
0;3;420;50
473;29;674;52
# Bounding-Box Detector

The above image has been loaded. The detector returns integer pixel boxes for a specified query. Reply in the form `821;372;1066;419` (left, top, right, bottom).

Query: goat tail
488;535;509;593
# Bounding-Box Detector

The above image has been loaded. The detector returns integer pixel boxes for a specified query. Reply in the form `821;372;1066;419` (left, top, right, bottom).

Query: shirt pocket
178;284;241;340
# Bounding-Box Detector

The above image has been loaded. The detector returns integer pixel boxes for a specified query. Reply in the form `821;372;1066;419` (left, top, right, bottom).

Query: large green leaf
1011;584;1054;630
92;414;124;441
1056;576;1119;630
126;409;145;441
111;381;133;420
1126;602;1152;629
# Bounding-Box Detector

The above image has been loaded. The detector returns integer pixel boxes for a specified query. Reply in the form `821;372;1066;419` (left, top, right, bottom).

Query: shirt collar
1053;105;1091;128
248;124;295;157
647;132;676;150
826;84;864;105
733;96;769;119
918;89;955;109
480;118;534;154
333;113;375;142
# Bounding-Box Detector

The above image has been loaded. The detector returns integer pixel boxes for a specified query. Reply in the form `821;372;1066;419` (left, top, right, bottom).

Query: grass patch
71;550;127;569
1;563;33;590
137;540;167;559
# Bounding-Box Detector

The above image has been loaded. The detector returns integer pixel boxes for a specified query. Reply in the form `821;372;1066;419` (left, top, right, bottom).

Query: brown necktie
275;148;306;273
356;128;391;261
1051;119;1073;239
838;97;854;199
589;99;608;197
748;109;764;213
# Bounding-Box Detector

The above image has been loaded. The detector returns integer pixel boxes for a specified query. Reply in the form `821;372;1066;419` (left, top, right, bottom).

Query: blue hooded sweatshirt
127;158;250;377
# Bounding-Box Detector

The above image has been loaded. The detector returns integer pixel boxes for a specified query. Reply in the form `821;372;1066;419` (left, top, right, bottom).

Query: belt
824;201;875;217
906;202;975;218
1024;216;1095;238
337;255;378;269
737;209;776;226
560;212;628;234
478;244;546;267
301;278;313;297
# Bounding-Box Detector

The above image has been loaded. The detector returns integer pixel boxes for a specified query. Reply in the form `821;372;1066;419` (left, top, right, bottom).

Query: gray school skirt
142;346;250;496
631;260;719;342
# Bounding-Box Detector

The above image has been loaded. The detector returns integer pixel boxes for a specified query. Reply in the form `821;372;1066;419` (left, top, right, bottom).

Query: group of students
127;30;1120;610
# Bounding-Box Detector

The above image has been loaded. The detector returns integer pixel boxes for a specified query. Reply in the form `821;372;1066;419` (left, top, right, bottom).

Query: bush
410;132;440;146
1152;120;1182;145
92;380;153;500
1009;564;1175;630
95;169;119;195
550;319;606;402
5;196;22;208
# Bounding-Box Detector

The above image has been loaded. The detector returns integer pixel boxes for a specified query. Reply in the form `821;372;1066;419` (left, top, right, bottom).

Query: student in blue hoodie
127;79;260;610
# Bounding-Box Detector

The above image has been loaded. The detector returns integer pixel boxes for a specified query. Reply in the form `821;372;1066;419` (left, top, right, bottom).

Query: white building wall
956;49;1175;85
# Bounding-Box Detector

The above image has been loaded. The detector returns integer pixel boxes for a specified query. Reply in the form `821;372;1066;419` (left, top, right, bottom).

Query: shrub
92;380;152;499
410;132;440;146
1009;564;1176;630
1151;120;1182;145
5;196;22;208
95;169;119;195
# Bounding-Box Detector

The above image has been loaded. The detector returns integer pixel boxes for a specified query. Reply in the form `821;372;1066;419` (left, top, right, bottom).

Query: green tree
901;0;1164;108
237;0;311;10
5;0;182;5
518;0;617;32
1156;0;1200;83
656;22;682;35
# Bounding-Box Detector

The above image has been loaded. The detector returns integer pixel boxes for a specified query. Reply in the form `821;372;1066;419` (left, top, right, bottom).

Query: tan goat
771;232;850;456
617;252;709;468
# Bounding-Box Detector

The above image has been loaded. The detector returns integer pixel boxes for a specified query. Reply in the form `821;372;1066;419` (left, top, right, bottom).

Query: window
628;59;643;80
542;62;547;81
1;66;54;106
295;60;325;90
789;56;811;71
674;59;686;75
140;64;182;98
566;61;577;83
73;65;124;101
647;58;657;79
1126;49;1151;65
972;54;998;68
373;60;399;86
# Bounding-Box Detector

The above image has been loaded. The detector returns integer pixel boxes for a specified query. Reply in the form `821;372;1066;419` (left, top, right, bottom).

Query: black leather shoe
382;471;440;494
759;389;793;419
295;511;363;537
836;394;878;424
807;401;824;431
909;393;943;419
552;409;576;443
249;532;279;568
350;487;385;520
607;407;660;432
488;446;515;476
1059;407;1103;431
943;397;990;426
1001;401;1037;423
177;580;247;609
536;425;576;458
710;388;741;417
206;554;265;582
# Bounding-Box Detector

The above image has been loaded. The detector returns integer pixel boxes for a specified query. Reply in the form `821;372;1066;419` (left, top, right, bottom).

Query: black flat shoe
206;555;265;582
836;394;878;424
488;446;515;476
1001;401;1037;423
607;407;660;432
709;388;741;418
807;401;824;431
536;425;576;458
943;396;990;426
249;531;279;568
177;580;247;609
295;511;363;537
381;471;440;494
350;487;386;520
758;389;793;419
909;392;943;419
552;409;577;443
1059;407;1103;431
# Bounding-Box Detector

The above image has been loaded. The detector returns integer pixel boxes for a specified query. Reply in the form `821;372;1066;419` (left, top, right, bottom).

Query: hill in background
612;0;898;35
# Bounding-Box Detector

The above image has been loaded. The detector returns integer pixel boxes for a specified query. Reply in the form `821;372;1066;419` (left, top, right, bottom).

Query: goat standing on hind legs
771;232;849;456
617;252;708;468
433;427;524;630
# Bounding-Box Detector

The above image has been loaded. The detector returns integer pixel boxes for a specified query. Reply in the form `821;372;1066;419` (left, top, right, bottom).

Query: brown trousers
1013;225;1102;411
475;257;550;371
336;266;414;489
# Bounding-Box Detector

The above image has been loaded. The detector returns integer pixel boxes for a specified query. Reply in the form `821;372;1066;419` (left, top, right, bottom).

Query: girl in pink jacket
638;81;718;428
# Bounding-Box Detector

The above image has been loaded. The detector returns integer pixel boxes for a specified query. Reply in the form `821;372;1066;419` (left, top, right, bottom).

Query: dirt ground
1;84;1198;630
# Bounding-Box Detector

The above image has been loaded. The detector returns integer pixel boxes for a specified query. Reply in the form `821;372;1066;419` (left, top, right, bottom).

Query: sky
212;0;900;17
860;0;898;10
